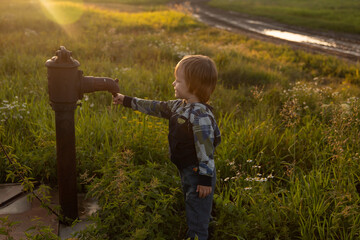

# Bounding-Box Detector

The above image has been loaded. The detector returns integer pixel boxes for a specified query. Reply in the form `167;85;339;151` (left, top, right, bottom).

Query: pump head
45;46;120;104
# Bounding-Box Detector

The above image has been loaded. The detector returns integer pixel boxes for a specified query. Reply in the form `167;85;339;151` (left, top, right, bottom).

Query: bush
83;150;187;239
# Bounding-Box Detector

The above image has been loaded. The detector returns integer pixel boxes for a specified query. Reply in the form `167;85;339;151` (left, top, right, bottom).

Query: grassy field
209;0;360;34
85;0;169;5
1;0;360;239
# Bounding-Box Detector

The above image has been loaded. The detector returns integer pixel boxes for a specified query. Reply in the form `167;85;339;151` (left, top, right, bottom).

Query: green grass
209;0;360;34
1;0;360;239
84;0;169;5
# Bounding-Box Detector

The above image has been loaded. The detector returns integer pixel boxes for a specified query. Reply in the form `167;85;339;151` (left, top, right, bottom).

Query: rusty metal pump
46;46;119;103
45;46;119;222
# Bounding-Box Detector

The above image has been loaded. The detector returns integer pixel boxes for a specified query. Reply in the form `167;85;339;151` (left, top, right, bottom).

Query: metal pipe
52;103;78;221
81;76;120;96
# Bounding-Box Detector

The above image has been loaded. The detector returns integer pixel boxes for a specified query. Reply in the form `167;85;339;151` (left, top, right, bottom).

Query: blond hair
175;55;218;103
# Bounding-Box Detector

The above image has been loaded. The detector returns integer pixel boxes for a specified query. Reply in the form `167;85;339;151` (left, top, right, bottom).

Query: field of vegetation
1;0;360;239
209;0;360;34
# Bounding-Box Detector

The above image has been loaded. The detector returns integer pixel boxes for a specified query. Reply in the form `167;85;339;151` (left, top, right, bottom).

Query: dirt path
172;0;360;62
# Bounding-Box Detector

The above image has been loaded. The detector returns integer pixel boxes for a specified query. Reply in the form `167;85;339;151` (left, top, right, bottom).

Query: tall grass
1;0;360;239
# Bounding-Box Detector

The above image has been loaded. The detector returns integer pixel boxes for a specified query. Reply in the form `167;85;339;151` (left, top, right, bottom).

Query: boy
113;55;221;240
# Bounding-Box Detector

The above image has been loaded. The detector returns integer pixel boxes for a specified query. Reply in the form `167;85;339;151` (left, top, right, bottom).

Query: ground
170;0;360;62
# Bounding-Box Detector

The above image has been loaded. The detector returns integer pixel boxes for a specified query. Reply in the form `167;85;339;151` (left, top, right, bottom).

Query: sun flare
38;0;84;25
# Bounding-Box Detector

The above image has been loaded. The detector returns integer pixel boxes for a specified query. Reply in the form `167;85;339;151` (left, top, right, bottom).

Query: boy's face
172;66;194;101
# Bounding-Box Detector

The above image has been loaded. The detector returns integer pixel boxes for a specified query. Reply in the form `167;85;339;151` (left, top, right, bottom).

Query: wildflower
0;99;29;121
332;92;339;97
245;177;253;182
245;176;270;182
120;67;131;72
259;178;268;182
267;173;274;179
24;28;38;36
244;187;252;190
321;104;330;108
340;103;350;113
246;159;253;163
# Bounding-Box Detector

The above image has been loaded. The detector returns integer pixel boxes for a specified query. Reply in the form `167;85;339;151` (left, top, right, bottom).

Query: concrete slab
0;184;23;205
59;220;94;239
58;193;100;239
0;186;100;240
0;194;31;215
0;183;32;215
0;195;58;239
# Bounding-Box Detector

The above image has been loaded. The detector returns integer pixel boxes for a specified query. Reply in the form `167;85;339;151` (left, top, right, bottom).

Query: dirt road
173;0;360;62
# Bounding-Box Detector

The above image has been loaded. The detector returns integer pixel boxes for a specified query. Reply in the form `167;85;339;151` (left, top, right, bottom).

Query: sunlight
262;29;337;47
38;0;84;26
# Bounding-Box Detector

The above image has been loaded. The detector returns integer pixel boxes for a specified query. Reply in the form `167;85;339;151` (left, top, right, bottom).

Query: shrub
83;150;187;239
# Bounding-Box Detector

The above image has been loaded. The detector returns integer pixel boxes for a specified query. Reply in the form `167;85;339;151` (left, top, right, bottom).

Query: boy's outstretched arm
113;93;180;119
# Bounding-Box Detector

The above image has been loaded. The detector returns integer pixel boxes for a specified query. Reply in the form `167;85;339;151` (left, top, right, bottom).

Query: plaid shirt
123;97;221;182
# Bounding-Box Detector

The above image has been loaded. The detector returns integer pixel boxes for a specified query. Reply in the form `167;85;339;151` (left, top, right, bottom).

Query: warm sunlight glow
38;0;84;25
262;29;337;47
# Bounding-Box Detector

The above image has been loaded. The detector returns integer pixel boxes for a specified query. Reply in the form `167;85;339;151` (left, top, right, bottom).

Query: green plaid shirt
123;97;221;181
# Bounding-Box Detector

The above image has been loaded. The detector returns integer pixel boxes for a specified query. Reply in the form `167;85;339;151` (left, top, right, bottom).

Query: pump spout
81;76;120;96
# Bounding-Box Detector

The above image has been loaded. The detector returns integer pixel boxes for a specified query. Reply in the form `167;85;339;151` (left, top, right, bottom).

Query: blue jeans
180;165;216;240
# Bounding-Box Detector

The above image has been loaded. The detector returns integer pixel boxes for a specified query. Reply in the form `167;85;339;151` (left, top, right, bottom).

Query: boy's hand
197;185;212;198
113;93;124;105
